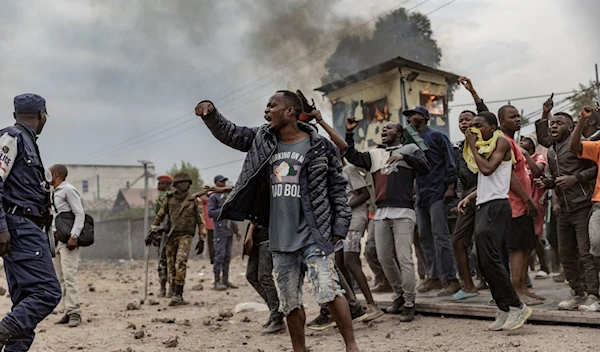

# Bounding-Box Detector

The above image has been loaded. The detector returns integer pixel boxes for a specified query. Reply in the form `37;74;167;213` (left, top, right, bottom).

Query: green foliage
322;8;442;84
167;161;205;193
567;81;598;118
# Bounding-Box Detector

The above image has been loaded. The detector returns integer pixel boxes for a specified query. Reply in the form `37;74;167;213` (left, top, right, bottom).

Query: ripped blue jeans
272;243;344;316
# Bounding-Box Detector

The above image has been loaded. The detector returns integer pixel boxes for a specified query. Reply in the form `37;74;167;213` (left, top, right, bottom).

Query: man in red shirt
201;196;215;263
519;134;550;278
498;105;540;305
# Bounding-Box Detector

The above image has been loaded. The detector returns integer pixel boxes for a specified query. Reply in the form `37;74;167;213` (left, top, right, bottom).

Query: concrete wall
63;164;156;202
80;217;244;260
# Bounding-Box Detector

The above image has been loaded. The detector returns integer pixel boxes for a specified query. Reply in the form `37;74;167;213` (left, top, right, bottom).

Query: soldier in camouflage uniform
151;172;206;306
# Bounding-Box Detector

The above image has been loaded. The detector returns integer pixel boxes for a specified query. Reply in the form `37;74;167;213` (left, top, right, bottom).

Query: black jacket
200;105;351;255
535;119;597;213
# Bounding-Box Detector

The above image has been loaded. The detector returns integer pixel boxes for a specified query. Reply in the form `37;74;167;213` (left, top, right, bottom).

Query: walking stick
144;243;150;303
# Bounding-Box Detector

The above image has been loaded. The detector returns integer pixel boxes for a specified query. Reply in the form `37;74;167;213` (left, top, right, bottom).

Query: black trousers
475;200;521;312
246;241;282;320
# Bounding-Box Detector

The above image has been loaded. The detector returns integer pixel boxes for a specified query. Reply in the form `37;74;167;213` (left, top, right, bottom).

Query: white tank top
476;160;511;206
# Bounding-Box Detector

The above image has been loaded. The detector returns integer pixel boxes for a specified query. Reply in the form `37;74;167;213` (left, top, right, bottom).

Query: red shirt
201;197;214;230
527;152;548;235
507;136;532;218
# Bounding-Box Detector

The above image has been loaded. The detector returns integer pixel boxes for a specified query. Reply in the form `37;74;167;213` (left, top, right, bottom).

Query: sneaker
488;310;509;331
306;313;336;331
578;295;600;312
351;308;368;323
68;314;81;328
534;270;549;279
558;292;587;310
385;296;406;314
438;280;460;297
417;279;442;293
262;317;272;328
552;272;566;283
55;314;69;325
261;319;286;335
363;304;384;322
399;303;415;322
501;304;533;331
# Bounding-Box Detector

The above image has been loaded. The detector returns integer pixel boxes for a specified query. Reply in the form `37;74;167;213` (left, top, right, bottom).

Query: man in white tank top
458;112;532;331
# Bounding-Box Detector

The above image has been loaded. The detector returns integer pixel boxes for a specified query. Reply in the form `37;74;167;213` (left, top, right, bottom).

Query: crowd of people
1;78;599;351
191;80;600;352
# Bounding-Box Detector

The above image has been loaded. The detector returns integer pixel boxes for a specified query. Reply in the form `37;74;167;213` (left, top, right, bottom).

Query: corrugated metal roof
315;56;460;94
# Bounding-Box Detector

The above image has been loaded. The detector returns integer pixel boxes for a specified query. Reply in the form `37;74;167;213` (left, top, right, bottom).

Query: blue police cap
14;94;46;114
402;106;430;120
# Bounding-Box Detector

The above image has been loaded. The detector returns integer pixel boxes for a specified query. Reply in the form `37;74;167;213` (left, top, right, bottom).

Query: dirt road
1;258;598;352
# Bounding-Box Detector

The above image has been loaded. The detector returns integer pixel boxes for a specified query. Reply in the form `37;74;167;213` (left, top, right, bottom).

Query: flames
374;105;390;121
425;95;437;112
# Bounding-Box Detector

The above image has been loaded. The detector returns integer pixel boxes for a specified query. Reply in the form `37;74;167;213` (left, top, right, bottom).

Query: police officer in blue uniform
0;94;61;351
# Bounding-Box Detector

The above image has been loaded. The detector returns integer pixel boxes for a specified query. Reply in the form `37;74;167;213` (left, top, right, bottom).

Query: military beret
157;175;174;183
14;93;46;114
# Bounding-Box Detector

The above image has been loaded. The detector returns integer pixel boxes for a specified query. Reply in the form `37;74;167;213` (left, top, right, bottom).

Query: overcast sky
0;0;598;189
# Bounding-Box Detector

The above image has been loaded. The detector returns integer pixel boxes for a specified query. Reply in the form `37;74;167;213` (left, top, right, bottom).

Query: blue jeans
272;243;344;316
416;200;457;282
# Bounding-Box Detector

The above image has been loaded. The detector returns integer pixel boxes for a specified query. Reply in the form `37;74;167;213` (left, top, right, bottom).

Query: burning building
315;56;460;151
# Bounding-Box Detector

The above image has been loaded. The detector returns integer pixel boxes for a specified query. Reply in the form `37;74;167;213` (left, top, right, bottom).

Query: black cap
214;175;228;183
402;106;430;120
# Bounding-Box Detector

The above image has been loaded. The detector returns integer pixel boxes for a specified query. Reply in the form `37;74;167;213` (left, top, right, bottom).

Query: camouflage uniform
155;191;169;284
152;190;205;287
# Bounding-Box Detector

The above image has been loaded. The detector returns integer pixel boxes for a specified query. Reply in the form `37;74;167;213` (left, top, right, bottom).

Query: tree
567;81;598;118
168;161;205;193
322;9;442;84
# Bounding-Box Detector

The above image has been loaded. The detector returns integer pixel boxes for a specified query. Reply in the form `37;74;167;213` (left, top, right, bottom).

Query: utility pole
138;160;153;240
595;64;599;102
139;160;153;302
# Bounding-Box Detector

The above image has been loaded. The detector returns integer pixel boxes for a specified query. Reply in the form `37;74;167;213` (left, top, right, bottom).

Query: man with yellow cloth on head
458;111;533;331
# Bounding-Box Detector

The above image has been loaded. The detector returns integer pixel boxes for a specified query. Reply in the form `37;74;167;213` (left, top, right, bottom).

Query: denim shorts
272;242;344;316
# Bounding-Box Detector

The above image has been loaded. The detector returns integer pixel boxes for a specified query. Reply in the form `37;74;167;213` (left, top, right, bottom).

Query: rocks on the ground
89;286;96;292
148;299;159;306
218;309;233;318
126;322;136;329
131;290;139;294
133;330;145;339
433;332;441;337
0;287;7;296
177;319;191;326
87;318;94;323
126;300;141;311
242;316;251;323
152;317;176;324
234;302;268;314
163;337;178;348
203;320;211;326
191;284;203;291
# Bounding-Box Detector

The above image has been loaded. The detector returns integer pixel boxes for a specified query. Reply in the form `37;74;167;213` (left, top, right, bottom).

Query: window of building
82;180;89;193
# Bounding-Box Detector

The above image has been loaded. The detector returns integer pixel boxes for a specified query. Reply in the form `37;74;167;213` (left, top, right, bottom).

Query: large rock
234;302;269;314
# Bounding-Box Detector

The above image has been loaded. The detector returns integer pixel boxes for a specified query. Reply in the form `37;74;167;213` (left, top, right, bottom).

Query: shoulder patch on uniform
0;133;18;181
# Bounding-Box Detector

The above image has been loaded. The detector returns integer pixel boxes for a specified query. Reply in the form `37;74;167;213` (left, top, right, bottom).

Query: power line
449;91;573;108
78;0;418;162
81;0;460;164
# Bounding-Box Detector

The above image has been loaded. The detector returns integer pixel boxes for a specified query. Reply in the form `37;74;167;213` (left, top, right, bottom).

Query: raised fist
195;101;215;117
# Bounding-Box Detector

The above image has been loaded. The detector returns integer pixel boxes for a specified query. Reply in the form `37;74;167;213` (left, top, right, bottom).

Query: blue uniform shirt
415;127;457;207
0;122;48;233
